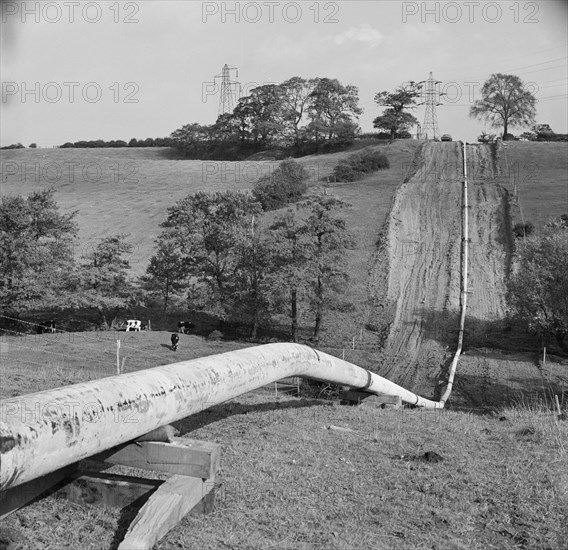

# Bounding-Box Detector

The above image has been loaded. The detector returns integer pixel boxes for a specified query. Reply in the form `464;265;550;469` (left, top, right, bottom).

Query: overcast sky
1;0;567;147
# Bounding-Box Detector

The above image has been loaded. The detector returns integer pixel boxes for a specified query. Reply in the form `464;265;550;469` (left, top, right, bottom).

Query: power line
437;44;568;79
442;56;567;84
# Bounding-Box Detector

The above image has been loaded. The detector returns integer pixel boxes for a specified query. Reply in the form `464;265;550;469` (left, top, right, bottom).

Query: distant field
0;144;416;281
500;142;568;230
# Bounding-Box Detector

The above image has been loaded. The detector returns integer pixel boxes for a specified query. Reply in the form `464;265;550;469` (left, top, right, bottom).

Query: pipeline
0;343;441;492
0;143;471;495
439;141;469;405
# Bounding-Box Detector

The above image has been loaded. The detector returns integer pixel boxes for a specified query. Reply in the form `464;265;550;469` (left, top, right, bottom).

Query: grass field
499;142;568;231
1;367;566;549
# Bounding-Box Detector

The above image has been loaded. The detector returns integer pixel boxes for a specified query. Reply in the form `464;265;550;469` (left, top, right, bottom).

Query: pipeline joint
356;370;373;391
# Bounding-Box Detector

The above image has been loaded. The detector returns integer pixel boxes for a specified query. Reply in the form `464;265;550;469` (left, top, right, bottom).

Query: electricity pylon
417;72;444;140
214;64;240;116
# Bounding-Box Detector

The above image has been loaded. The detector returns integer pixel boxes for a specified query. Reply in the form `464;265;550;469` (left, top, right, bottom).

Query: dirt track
373;141;536;405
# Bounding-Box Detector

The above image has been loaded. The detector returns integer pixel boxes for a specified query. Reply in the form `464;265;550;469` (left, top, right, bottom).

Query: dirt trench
370;142;513;403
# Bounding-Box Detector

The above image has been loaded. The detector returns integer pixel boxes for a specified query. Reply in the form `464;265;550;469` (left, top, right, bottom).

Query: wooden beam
0;465;76;519
92;438;220;480
55;472;161;509
118;474;215;550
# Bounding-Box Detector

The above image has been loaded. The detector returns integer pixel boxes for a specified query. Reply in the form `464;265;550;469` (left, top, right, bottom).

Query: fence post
542;346;546;366
116;339;121;374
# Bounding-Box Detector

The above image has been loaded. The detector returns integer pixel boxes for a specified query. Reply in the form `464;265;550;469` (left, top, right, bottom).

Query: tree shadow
417;306;544;354
444;371;567;412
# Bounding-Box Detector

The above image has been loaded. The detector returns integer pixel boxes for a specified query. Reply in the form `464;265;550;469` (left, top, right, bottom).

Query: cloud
333;24;383;47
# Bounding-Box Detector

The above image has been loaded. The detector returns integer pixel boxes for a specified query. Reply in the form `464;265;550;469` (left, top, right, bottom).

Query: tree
267;209;311;341
469;74;537;139
279;76;318;151
373;84;420;140
142;234;188;312
0;189;78;314
307;78;362;146
253;158;310;211
231;84;285;150
508;221;568;351
158;191;262;320
29;143;37;149
300;196;354;345
231;218;274;338
69;235;136;325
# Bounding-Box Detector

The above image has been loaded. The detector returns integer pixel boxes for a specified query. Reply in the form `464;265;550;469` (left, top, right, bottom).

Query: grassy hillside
499;142;568;230
0;143;416;279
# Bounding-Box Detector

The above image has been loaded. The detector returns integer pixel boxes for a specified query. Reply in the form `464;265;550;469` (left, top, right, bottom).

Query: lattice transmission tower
417;72;444;140
214;64;241;116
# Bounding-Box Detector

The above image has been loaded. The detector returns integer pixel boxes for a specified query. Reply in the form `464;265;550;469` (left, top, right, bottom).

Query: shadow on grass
173;398;332;436
443;369;568;412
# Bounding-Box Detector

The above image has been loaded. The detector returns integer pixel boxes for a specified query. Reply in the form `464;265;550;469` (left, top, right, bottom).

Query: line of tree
170;76;363;160
143;185;354;343
59;137;174;148
2;162;354;343
519;124;568;142
0;189;138;327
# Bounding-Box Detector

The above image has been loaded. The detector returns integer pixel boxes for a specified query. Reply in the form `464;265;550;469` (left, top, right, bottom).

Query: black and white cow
177;321;194;334
36;320;56;334
126;319;142;331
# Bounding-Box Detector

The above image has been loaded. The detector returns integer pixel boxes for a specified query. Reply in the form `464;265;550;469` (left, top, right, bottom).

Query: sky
1;0;567;147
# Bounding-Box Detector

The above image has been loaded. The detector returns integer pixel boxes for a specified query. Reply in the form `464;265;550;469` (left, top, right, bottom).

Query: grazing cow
36;320;56;334
177;321;194;334
170;333;179;351
126;319;142;331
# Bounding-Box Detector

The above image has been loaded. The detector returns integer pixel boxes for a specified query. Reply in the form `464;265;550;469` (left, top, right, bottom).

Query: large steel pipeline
0;343;441;492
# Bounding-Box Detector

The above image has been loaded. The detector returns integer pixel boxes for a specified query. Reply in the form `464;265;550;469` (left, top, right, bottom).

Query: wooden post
555;395;562;416
148;319;151;331
342;348;345;361
121;357;126;373
116;339;121;374
543;346;546;366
